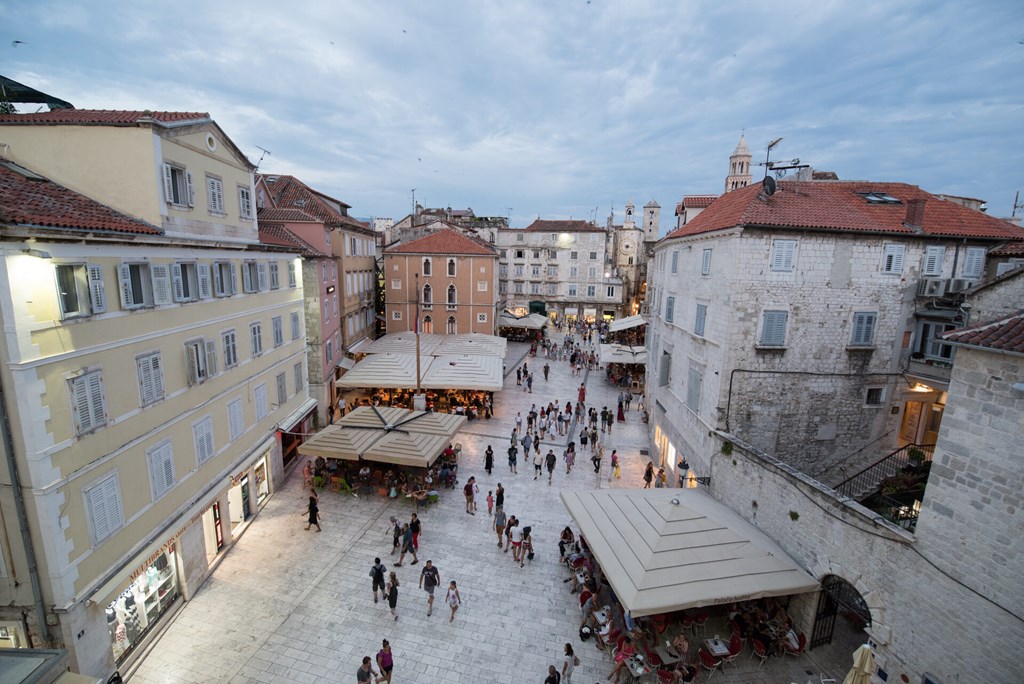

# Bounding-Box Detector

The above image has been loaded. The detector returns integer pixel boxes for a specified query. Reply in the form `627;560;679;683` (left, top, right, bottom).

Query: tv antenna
761;138;783;179
1013;190;1023;218
254;146;272;171
411;188;417;217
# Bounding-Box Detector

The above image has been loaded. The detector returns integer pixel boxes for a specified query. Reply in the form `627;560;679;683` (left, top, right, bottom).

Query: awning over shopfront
335;353;425;389
599;344;648;365
347;337;374;354
421;354;504;391
338;357;356;370
498;313;548;329
560;489;819;617
297;406;466;467
362;332;444;356
433;333;507;357
608;314;648;333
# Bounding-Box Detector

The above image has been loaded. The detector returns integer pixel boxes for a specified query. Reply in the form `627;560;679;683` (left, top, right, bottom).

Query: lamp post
413;272;425;410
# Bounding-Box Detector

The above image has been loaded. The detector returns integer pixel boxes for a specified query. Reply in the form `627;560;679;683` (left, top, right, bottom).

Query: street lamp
413;273;425;411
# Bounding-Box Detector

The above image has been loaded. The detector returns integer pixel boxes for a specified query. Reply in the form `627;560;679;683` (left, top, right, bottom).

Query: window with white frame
324;301;330;324
770;239;797;272
569;266;578;278
670;251;679;274
422;283;433;305
254;383;268;420
531;265;540;277
392;311;402;320
242;261;265;293
850;311;877;347
391;279;402;290
516;234;524;242
882;244;905;274
272;316;284;347
447;284;457;305
499;264;508;277
701;248;712;275
170;262;199;302
117;262;157;308
588;267;597;278
147;440;176;501
322;262;327;283
586;285;596;297
530;283;540;294
922;245;945;276
665;296;675;323
446;316;457;334
499;282;507;294
864;387;885;407
56;263;106;318
606;285;615;298
570;251;578;260
333;294;338;316
136;352;164;407
227;398;244;441
915;320;955;361
532;250;540;259
269;261;280;290
213;261;236;297
589;251;598;260
238;186;253;219
447;258;456;277
687;365;703;411
206;175;225;215
193;415;215;465
568;284;577;296
161;163;194;207
477;280;488;292
291;311;301;340
547;283;556;295
294;362;304;390
514;265;524;277
222;329;238;368
288;260;297;288
961;247;985;278
760;310;788;346
547;266;557;276
250;322;263;356
70;370;106;436
185;338;218;385
515;249;525;259
694;304;707;336
84;472;123;544
276;372;287;406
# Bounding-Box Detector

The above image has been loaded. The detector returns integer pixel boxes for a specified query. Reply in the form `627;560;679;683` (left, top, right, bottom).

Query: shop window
107;547;179;665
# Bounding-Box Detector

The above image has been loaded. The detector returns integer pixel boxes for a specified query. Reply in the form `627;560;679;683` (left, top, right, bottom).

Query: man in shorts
494;507;507;547
418;560;441;617
357;656;378;683
369;557;387;604
395;523;417;566
464;477;476;514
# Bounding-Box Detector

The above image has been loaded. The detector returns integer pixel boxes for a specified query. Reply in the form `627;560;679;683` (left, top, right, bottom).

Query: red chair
748;639;768;667
720;635;742;669
693;611;710;637
656;670;674;684
644;647;663;668
698;648;720;680
784;632;807;659
652;613;668;634
681;613;695;634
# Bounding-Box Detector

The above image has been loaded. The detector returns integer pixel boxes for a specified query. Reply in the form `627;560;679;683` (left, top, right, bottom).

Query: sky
3;0;1023;231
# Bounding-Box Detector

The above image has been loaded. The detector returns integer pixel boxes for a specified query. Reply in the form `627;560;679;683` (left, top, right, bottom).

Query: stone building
724;134;752;192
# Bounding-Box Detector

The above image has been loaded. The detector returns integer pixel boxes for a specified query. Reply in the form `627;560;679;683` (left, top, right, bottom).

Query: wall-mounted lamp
326;285;335;294
22;248;52;259
678;459;710;487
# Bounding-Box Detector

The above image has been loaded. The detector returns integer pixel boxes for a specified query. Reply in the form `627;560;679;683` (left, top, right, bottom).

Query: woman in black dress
386;571;399;620
304;488;321;531
484;445;494;475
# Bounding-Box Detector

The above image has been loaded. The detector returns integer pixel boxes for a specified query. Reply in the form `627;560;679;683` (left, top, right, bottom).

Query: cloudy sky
4;0;1023;230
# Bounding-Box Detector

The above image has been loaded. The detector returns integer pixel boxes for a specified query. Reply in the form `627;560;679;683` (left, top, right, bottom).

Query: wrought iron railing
875;493;921;531
834;443;935;499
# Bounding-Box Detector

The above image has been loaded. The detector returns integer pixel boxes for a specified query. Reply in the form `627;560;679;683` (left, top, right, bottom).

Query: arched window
446;316;457;334
447;258;456;277
422;284;432;305
447;284;457;305
422;315;433;334
422;258;432;276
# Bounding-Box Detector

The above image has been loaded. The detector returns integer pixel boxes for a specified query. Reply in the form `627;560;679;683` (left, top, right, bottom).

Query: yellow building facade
0;111;315;678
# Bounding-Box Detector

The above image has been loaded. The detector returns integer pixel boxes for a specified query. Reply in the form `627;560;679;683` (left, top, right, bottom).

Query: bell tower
624;200;635;229
725;134;752;192
643;200;660;241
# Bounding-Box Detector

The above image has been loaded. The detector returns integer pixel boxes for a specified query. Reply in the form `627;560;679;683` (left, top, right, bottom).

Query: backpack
579;624;592;641
370;564;384;581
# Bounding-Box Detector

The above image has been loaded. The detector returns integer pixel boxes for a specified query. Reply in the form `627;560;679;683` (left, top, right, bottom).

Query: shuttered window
294;362;304;391
56;263;107;318
272;316;284;347
70;370;106;435
206;176;225;214
250;322;263;356
687;366;703;412
197;263;212;299
137;352;164;406
185;339;218;385
117;263;153;309
770;240;796;272
254;384;268;421
694;304;707;337
665;296;675;323
670;251;679;274
760;310;788;346
238;186;253;220
923;246;945;276
228;398;244;441
193;416;215;466
850;311;878;347
222;330;238;368
147;440;176;501
84;473;123;544
269;262;280;290
291;312;301;340
961;247;985;278
882;244;905;274
161;163;194;207
287;260;297;288
701;248;712;275
276;372;288;406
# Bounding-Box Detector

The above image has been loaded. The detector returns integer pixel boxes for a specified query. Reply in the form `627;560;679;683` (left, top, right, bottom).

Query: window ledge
754;344;787;351
847;345;876;352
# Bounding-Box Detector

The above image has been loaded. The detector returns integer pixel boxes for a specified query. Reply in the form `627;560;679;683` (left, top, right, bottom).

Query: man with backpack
369;557;387;605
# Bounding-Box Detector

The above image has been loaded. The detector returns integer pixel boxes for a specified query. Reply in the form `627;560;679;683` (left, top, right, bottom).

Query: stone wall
967;270;1024;324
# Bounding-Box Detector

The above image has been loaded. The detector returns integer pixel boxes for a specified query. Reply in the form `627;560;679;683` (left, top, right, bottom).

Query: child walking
486;490;494;516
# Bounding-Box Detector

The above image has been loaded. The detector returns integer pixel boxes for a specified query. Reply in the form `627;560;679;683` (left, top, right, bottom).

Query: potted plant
907;447;926;467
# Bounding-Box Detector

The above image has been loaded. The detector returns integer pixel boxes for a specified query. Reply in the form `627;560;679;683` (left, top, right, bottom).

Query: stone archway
810;574;872;649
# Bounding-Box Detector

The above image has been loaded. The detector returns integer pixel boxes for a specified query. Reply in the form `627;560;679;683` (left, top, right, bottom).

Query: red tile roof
522;219;606;233
0;162;161;235
260;174;369;231
664;182;1024;242
0;110;210;126
385;228;498;256
683;195;718;208
257;207;318;223
257;223;323;257
991;241;1024;257
944;311;1024;355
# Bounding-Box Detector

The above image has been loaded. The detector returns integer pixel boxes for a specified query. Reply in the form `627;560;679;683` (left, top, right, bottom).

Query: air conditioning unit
947;278;976;293
917;278;948;297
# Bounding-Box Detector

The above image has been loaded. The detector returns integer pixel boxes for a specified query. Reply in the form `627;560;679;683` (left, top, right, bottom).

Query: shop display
106;547;179;664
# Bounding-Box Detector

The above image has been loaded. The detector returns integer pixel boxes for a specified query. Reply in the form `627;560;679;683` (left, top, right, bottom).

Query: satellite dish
762;176;777;196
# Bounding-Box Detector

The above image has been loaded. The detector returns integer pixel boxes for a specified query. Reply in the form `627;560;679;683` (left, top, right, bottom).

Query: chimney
905;199;926;232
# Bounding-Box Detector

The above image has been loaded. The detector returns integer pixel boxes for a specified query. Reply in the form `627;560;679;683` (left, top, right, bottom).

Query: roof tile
522;219;606;233
0;110;210;126
944;311;1024;355
385;228;498;256
260;174;369;231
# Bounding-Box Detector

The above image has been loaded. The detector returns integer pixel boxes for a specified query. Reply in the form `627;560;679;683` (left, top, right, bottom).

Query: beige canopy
335;353;425;389
361;332;444;356
608;314;648;333
560;488;819;617
499;313;548;329
421;354;504;391
297;406;466;467
599;344;649;365
433;333;507;357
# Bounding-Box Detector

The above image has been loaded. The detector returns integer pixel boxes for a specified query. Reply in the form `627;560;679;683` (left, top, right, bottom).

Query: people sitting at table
670;633;690;662
661;659;698;683
412;488;429;507
607;634;637;683
558;527;576;561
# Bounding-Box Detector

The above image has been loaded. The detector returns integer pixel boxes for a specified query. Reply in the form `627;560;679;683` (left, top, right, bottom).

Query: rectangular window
222;329;238;368
532;250;540;259
499;264;508;277
185;339;218;385
770;239;797;272
161;163;194;207
961;247;985;278
589;251;598;260
547;284;556;295
291;311;301;340
916;321;955;361
547;266;557;276
865;387;884;407
254;383;268;421
84;472;123;544
514;265;524;277
238;186;253;220
477;280;488;292
250;322;263;356
193;415;215;466
499;281;507;294
658;352;671;387
760;310;788;346
206;176;225;214
117;262;155;308
568;284;577;297
147;440;176;501
70;370;106;435
325;339;333;362
687;366;703;411
923;245;945;276
569;266;578;278
213;261;237;297
606;285;615;298
515;250;525;259
570;252;578;260
588;267;597;278
136;352;164;407
850;311;877;347
269;261;280;289
447;259;456;277
276;372;288;406
227;398;244;441
56;263;106;318
882;244;905;274
531;265;540;277
242;261;261;293
171;262;199;302
701;248;712;275
670;251;679;274
294;362;304;391
694;304;707;336
586;285;596;297
391;279;402;290
322;262;327;283
272;316;284;347
288;260;297;288
665;296;675;323
530;283;540;295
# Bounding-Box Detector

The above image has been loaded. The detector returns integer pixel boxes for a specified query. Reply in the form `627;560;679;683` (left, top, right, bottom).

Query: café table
654;644;681;666
704;637;730;657
625;654;651;680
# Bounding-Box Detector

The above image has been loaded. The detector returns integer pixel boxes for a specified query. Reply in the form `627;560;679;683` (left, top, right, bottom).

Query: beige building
383;229;499;335
0;111;314;678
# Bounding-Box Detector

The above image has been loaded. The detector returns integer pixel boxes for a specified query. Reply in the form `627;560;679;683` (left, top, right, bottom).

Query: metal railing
834;443;935;499
875;493;921;532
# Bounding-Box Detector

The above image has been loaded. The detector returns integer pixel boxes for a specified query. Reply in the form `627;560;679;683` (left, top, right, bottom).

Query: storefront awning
420;354;504;391
338;357;356;370
608;314;648;333
297;406;466;467
560;488;819;617
348;337;374;354
599;344;648;365
498;313;548;329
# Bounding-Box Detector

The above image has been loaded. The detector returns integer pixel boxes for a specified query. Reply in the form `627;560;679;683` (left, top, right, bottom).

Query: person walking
579;428;588;451
516;367;522;385
471;477;480;513
562;643;579;683
445;580;461;623
390;516;401;555
515;413;523;434
510;521;524;562
545;449;557;484
591;448;602;474
522;431;533;455
486;490;494;516
533;450;543;480
543;363;550;381
527;372;534;393
508;444;518;474
655;467;667;488
304;487;321;532
624;392;632;411
496;483;505;510
376;639;395;680
545;664;561;684
519;526;533;567
370;557;387;604
418;560;440;616
410;513;422;550
564;443;576;473
356;656;379;683
504;515;518;553
484;445;494;475
385;573;399;621
590;427;599;453
494;507;507;547
643;462;655;489
608;450;619;482
464;477;476;514
395;523;417;566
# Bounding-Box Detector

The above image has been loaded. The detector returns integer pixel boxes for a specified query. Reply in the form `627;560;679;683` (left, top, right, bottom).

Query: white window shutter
138;356;154;405
213;264;223;296
962;247;985;278
924;246;945;276
701;249;712;274
185;170;195;207
150;354;164;400
205;339;218;377
118;264;133;308
87;264;106;313
162;163;174;204
73;376;92;433
230;265;238;294
170;263;185;302
151;264;171;305
255;384;267;420
257;263;267;291
242;263;253;292
87;371;105;428
186;344;199;386
197;263;212;299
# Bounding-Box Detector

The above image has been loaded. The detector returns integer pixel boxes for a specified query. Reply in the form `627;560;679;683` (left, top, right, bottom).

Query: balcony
834;443;935;532
907;356;952;386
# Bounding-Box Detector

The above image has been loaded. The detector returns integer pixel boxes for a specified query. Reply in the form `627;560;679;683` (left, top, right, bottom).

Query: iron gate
810;575;871;650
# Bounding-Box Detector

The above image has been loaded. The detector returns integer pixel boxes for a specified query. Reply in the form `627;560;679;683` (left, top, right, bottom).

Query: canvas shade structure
432;333;507;357
334;353;427;389
297;406;466;467
559;488;819;617
599;344;649;365
842;645;875;684
498;313;548;329
608;314;648;333
421;354;504;391
361;332;444;356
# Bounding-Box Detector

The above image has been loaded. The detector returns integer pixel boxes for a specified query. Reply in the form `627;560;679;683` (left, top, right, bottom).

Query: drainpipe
0;376;51;647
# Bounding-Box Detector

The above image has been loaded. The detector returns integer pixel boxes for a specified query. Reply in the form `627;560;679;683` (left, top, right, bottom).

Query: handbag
527;551;535;560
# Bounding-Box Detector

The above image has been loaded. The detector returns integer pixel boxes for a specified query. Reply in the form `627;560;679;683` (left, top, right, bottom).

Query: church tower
724;134;752;192
624;200;635;229
643;199;660;242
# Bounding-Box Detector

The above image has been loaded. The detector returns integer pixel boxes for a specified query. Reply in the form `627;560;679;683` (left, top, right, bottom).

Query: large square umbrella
842;644;875;684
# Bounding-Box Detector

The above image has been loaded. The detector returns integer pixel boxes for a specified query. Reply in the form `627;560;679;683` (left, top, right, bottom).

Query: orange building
384;229;499;334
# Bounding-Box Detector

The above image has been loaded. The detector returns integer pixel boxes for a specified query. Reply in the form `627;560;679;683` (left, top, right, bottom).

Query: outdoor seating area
357;388;494;418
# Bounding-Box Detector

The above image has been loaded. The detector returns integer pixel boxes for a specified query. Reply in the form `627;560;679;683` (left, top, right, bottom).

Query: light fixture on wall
678;459;710;487
21;248;52;259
